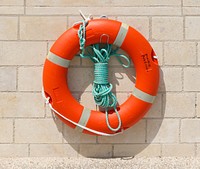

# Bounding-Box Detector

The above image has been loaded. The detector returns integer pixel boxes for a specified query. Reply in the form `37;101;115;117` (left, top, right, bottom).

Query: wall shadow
51;53;166;158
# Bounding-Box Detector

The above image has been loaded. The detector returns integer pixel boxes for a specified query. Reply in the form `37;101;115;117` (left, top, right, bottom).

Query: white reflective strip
47;52;70;68
113;23;129;47
132;87;155;104
75;107;91;132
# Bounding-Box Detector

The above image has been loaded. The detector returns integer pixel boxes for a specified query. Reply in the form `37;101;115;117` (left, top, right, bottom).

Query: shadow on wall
52;55;166;158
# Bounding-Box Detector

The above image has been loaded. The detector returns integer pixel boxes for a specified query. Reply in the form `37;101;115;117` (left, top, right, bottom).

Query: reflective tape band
113;23;129;47
75;107;91;132
132;87;155;104
47;52;70;68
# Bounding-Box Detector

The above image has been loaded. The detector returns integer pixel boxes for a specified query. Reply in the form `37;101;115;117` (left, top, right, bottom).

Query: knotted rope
78;20;130;132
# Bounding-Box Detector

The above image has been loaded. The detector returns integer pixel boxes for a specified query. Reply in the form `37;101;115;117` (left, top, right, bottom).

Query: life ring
42;18;159;136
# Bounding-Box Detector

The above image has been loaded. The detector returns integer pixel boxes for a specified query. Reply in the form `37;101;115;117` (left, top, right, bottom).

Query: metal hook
100;34;110;44
100;15;108;19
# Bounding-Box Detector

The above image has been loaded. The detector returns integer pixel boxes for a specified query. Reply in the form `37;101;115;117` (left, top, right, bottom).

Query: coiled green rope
78;20;130;132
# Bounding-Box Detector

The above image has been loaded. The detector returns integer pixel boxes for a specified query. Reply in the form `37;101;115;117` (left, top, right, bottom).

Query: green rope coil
78;20;130;132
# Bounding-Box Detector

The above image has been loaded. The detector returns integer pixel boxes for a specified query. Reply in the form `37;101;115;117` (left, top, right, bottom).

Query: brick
15;119;63;143
26;7;181;16
0;119;13;143
185;17;200;40
159;68;182;92
0;17;18;40
115;93;129;105
79;144;112;158
184;67;200;91
181;119;200;143
147;119;179;143
183;0;200;6
183;7;200;15
80;92;96;110
108;50;131;67
0;93;44;118
152;17;183;40
162;144;195;157
197;93;200;117
30;144;78;157
164;93;195;117
26;0;181;6
0;7;24;15
150;42;163;66
63;125;96;143
114;144;161;157
145;94;162;118
0;0;24;5
113;0;181;6
70;56;81;66
20;16;66;40
118;17;149;39
68;68;93;92
68;16;81;28
1;42;47;65
198;42;200;65
26;0;111;6
196;144;200;157
68;16;117;28
0;144;28;157
18;67;42;91
98;120;146;143
109;68;135;92
0;67;16;91
164;42;196;65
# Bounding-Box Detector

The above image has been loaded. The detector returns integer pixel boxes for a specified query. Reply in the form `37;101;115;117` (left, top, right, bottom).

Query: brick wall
0;0;199;158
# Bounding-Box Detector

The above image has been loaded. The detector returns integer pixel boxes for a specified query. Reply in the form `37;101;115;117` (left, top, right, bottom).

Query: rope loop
77;19;130;132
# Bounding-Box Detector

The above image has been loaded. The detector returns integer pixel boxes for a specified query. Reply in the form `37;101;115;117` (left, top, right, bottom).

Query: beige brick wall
0;0;199;158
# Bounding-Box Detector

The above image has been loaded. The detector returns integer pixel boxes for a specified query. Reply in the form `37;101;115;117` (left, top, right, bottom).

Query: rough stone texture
0;0;199;161
0;157;200;169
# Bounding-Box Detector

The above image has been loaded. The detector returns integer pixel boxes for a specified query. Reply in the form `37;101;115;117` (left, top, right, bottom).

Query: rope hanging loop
77;14;130;132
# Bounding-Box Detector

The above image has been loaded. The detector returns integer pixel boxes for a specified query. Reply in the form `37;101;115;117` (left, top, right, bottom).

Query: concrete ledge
0;157;199;169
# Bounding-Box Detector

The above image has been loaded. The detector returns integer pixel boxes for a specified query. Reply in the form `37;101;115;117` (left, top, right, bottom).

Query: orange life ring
42;19;159;136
